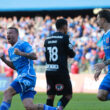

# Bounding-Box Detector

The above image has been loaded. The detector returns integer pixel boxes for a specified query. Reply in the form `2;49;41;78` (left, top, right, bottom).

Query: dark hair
56;19;67;30
98;9;110;23
8;27;19;34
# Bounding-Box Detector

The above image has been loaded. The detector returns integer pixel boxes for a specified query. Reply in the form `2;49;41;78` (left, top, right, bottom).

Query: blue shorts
99;73;110;92
10;75;36;101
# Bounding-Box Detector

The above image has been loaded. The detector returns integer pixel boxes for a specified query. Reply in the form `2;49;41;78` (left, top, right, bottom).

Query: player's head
7;27;19;45
56;19;68;34
97;9;110;28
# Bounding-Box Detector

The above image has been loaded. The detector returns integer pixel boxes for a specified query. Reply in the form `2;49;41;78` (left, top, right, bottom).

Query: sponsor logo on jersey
11;56;21;62
46;64;59;71
48;40;57;44
47;36;63;40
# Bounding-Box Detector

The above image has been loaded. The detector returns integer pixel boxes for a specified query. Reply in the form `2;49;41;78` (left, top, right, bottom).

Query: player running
0;27;58;110
94;10;110;101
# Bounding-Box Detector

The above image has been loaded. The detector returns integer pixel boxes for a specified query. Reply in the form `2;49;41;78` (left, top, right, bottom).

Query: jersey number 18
47;46;58;62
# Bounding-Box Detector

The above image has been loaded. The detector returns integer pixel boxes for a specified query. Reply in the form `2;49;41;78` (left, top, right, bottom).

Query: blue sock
57;101;62;106
0;101;11;110
44;104;57;110
107;94;110;100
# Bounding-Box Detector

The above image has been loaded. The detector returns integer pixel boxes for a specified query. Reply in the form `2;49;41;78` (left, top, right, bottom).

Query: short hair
98;9;110;23
56;19;67;30
8;27;19;34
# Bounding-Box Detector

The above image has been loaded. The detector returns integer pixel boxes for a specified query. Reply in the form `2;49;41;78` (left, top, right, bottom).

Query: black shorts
46;75;72;95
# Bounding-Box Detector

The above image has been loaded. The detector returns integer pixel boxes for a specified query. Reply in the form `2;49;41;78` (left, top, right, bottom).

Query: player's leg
57;94;72;109
22;92;58;110
46;95;55;106
0;84;17;110
22;98;42;110
0;78;25;110
57;78;72;109
97;89;109;101
97;74;110;101
46;75;55;106
23;99;58;110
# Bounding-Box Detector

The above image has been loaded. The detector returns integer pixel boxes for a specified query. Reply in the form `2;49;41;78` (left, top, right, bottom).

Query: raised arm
14;48;37;60
14;41;37;60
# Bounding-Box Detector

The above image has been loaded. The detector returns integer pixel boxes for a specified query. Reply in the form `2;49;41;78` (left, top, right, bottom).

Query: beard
97;23;103;29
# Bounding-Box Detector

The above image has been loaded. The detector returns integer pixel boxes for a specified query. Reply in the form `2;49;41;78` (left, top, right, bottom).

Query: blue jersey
8;40;36;78
103;30;110;72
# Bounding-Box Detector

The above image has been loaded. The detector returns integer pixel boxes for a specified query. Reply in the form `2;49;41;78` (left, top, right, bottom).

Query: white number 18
47;46;58;62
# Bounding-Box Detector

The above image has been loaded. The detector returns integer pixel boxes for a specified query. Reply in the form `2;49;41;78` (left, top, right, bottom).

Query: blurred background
1;1;110;110
0;0;110;93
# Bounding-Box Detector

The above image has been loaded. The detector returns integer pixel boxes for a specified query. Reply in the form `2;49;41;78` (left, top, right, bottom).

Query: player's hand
14;48;21;56
94;63;105;81
94;63;105;72
94;70;101;81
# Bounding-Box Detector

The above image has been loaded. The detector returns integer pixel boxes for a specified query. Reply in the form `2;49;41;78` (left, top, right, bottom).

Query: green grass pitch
0;93;110;110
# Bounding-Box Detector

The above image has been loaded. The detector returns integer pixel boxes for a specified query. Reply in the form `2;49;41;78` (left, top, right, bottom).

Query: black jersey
44;32;75;77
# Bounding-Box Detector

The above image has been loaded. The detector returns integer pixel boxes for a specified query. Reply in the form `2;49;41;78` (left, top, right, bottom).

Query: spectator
0;15;104;73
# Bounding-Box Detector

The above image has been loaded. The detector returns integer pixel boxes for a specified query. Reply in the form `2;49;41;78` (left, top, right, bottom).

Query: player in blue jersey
0;27;58;110
94;9;110;101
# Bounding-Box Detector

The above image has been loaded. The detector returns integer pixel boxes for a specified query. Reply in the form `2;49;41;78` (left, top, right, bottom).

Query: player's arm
14;42;37;60
67;44;76;58
94;56;106;81
0;53;15;70
65;36;76;58
14;48;37;60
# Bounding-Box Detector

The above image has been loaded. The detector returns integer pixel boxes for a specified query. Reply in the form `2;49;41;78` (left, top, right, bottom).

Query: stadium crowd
0;15;105;74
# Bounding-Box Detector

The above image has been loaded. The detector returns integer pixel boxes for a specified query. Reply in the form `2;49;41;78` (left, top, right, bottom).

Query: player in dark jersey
44;19;76;110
